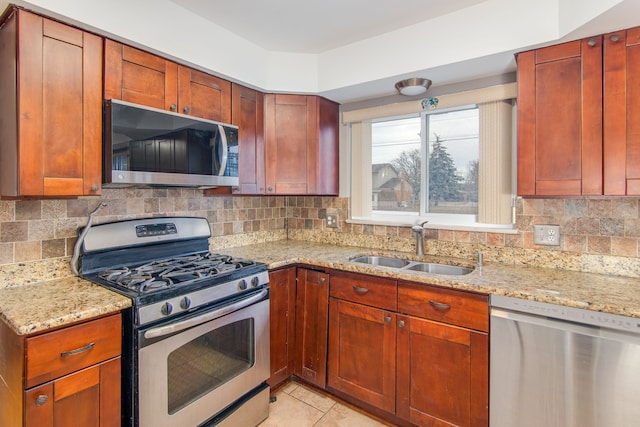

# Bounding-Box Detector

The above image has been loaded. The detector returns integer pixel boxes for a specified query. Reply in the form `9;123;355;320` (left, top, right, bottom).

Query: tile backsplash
1;190;640;276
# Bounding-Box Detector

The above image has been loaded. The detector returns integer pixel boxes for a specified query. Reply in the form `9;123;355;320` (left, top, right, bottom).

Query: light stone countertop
220;240;640;319
0;275;131;335
2;239;640;336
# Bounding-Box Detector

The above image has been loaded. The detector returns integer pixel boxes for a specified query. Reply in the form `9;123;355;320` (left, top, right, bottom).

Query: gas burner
96;253;256;294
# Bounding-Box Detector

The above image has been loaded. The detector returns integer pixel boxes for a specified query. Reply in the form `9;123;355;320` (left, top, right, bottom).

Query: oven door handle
144;289;268;339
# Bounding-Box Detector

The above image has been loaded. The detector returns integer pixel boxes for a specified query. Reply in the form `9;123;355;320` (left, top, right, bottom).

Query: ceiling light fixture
395;78;432;96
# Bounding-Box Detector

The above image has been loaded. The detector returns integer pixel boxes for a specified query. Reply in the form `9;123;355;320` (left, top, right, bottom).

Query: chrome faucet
411;220;429;256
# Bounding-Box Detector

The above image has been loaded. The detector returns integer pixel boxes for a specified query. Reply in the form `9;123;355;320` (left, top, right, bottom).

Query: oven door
137;289;269;427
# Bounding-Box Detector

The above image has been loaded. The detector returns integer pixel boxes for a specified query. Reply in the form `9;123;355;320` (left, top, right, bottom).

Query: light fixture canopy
395;78;432;96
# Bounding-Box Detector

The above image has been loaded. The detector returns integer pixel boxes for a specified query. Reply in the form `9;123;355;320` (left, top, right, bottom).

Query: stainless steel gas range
78;216;270;427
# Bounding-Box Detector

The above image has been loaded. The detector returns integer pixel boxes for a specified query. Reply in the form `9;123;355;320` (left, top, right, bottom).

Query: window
371;107;479;218
346;84;516;229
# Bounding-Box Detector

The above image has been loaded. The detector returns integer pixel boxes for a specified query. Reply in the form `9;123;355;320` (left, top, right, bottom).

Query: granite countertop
0;275;131;335
2;239;640;336
221;240;640;319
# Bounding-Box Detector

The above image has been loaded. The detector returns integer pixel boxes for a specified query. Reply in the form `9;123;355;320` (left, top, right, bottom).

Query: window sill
348;216;518;234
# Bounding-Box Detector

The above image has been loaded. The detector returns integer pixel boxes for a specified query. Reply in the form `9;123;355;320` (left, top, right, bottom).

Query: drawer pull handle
352;286;369;294
429;301;451;312
61;342;95;357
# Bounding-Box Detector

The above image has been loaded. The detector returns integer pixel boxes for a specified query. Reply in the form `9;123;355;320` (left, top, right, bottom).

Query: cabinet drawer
330;270;397;311
398;281;488;332
25;314;121;388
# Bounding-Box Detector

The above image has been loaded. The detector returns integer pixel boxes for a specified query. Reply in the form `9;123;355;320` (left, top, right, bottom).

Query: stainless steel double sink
350;255;474;275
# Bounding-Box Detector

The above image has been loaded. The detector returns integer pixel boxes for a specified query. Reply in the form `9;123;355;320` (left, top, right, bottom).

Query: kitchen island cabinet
517;25;640;196
0;7;103;197
0;313;122;427
264;94;339;195
104;40;231;123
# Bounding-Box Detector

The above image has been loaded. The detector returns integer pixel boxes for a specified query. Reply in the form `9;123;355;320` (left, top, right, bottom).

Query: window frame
345;85;517;232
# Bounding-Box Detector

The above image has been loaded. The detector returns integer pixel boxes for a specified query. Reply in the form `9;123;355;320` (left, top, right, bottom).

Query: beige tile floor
259;381;390;427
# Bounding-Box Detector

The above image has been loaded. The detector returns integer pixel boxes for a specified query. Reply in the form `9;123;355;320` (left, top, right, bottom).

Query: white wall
1;0;635;100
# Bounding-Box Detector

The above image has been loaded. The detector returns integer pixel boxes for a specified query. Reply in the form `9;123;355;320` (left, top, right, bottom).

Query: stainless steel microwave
103;100;239;188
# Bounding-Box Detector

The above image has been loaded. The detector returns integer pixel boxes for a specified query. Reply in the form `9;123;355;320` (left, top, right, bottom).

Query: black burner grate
97;253;255;294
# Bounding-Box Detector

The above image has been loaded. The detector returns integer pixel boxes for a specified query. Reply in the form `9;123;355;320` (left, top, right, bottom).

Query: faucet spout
411;220;429;256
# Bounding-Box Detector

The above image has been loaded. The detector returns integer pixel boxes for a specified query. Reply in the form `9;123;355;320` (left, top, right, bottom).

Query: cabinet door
5;11;102;196
294;268;329;388
268;267;296;387
604;27;640;195
264;94;312;194
25;357;121;427
104;39;178;112
315;96;339;196
232;83;265;194
178;66;231;123
264;94;339;195
517;37;603;196
327;298;396;413
396;315;488;427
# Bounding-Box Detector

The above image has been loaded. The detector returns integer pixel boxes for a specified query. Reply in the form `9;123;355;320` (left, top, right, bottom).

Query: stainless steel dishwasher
490;294;640;427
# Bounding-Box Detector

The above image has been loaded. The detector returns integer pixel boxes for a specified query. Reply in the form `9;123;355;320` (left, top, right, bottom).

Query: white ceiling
170;0;487;54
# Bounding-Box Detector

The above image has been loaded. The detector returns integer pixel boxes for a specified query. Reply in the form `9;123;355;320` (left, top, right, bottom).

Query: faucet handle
411;220;429;233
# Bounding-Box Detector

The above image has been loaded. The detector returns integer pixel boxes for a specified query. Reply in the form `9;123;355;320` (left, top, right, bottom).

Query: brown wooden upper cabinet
264;94;339;195
0;8;103;197
104;40;231;123
517;26;640;196
231;83;265;194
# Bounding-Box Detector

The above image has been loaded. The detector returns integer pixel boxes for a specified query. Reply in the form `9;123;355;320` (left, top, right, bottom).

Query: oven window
167;318;255;414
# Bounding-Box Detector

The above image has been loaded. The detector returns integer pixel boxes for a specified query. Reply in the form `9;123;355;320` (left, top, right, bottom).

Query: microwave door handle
217;124;228;176
144;288;268;339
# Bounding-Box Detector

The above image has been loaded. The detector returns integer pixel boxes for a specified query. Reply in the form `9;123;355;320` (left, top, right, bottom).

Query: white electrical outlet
533;225;560;246
326;214;338;228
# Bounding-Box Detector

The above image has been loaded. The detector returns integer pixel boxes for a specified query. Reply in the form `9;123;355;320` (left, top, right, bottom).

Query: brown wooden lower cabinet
269;267;297;387
396;314;489;427
0;313;122;427
294;267;329;388
326;272;489;427
327;298;396;413
269;267;489;427
25;357;121;427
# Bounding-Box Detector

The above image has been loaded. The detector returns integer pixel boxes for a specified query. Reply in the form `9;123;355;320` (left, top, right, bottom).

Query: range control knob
161;302;173;316
251;276;260;288
180;296;191;310
238;279;248;291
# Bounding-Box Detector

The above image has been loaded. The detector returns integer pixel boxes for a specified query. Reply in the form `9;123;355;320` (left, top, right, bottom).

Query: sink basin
350;256;410;268
350;255;474;275
405;262;474;275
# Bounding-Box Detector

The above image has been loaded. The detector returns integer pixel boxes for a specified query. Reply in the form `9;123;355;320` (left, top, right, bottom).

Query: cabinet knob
384;316;391;324
35;395;49;407
90;184;99;192
587;38;598;47
183;106;191;114
267;186;273;192
170;103;177;112
319;277;326;284
398;320;405;328
610;34;621;43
